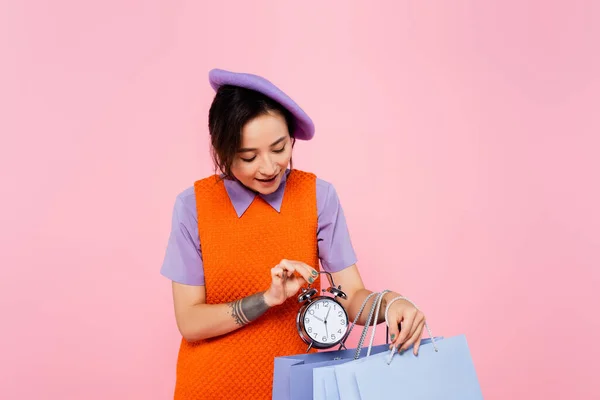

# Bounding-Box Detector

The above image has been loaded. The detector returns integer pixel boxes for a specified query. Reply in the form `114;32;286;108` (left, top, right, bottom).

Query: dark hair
208;85;296;179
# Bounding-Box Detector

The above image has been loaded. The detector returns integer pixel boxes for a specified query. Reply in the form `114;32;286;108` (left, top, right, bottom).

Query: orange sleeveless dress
173;169;320;400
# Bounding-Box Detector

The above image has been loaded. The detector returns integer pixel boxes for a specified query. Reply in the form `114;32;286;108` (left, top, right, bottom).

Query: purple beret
208;68;315;141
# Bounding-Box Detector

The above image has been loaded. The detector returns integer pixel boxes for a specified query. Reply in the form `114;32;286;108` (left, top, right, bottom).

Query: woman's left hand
386;296;426;355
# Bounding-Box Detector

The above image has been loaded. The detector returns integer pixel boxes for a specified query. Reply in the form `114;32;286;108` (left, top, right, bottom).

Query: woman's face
230;111;293;195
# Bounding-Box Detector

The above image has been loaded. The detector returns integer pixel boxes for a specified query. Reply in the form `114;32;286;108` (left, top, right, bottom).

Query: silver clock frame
296;271;349;352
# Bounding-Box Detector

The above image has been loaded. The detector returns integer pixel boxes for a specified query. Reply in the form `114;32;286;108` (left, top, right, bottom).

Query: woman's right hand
263;259;319;307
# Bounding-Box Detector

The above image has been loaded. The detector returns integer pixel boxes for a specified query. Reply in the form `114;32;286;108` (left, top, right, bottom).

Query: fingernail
312;271;318;276
390;334;396;340
308;277;314;283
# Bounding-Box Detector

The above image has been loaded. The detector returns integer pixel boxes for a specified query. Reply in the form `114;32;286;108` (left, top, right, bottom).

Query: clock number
337;329;342;334
322;336;327;342
323;301;329;307
338;311;343;317
305;318;310;324
309;309;314;315
308;327;312;333
331;334;336;340
315;303;320;310
340;319;346;325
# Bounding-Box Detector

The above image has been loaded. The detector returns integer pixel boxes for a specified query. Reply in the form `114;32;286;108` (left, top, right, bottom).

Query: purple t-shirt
160;170;357;285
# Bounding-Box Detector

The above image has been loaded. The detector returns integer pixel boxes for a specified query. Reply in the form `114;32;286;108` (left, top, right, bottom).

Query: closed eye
239;141;286;162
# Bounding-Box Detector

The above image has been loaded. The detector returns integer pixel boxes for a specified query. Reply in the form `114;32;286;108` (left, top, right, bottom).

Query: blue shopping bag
272;291;391;400
318;295;483;400
312;365;336;400
333;334;483;399
272;343;391;400
312;338;440;400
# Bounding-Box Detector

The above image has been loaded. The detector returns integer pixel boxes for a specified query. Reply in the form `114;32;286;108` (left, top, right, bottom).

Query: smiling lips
256;174;278;183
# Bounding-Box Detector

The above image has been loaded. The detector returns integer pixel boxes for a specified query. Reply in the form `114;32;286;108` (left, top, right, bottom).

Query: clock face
301;298;348;346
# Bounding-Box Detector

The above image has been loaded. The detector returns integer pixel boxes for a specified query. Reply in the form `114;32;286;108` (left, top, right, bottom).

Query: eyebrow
237;136;287;153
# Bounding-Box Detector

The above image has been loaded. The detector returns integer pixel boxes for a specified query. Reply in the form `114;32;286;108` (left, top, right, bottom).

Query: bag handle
353;290;391;359
384;296;438;364
337;290;394;359
337;291;381;351
363;289;391;357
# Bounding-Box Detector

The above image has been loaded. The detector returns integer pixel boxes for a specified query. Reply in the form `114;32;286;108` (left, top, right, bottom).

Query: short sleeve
160;187;205;285
316;179;358;272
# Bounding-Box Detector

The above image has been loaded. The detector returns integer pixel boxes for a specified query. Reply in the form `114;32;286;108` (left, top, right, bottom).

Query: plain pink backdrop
2;1;599;399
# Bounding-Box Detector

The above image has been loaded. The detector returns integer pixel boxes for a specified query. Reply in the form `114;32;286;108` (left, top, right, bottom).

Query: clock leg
306;342;313;353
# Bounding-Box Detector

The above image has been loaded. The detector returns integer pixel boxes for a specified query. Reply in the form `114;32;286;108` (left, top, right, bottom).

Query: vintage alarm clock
296;271;349;352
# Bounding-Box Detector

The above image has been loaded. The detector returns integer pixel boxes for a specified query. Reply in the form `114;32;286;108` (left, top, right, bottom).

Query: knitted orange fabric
173;169;320;400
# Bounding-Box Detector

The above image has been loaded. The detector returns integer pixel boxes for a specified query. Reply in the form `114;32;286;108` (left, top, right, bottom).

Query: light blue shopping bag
332;334;482;399
314;296;483;399
273;343;391;400
313;337;441;400
354;334;482;399
273;291;391;400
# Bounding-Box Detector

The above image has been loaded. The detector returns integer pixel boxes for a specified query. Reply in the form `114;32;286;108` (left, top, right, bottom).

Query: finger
387;320;401;350
271;266;286;281
399;318;424;355
276;261;295;277
400;311;423;352
293;260;319;278
405;311;423;341
279;263;295;278
281;260;315;284
394;309;416;348
286;260;318;279
412;319;425;355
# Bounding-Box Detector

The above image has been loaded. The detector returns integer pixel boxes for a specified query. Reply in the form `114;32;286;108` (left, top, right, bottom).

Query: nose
258;154;277;176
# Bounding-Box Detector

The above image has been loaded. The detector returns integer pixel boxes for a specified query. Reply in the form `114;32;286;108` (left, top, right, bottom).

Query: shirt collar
223;170;290;218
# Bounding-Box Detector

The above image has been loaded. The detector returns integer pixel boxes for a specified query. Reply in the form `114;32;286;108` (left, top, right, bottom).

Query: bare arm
331;264;400;326
172;282;273;342
172;259;317;343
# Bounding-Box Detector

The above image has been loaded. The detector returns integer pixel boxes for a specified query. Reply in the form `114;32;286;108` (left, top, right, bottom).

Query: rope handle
352;290;390;359
364;289;390;357
337;290;390;359
337;291;380;351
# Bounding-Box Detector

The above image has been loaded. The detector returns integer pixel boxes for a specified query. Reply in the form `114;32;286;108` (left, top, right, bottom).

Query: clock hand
313;315;324;322
324;305;332;322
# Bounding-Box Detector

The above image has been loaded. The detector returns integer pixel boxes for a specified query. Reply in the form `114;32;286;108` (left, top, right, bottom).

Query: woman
160;68;426;399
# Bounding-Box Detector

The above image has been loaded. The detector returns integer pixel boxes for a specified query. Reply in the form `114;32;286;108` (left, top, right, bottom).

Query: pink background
2;1;599;399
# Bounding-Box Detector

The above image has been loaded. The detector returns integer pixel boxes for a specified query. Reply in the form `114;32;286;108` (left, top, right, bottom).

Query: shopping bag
309;289;397;400
313;365;335;400
285;343;391;400
325;296;483;399
312;338;439;400
351;334;483;399
272;291;390;400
